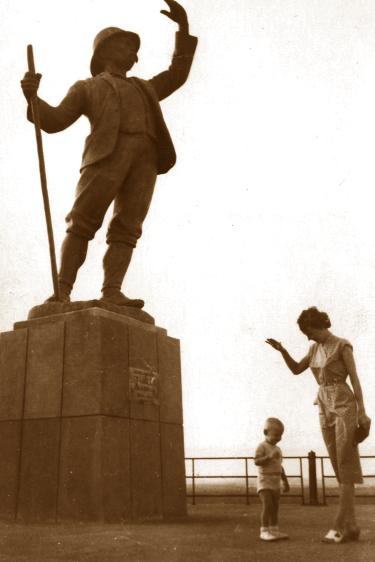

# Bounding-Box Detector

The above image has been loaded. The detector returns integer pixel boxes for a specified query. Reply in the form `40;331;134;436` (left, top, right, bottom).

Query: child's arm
254;455;271;466
281;467;290;493
254;444;275;466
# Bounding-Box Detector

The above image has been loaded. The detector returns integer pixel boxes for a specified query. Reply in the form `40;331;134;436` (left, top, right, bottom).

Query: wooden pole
27;44;60;300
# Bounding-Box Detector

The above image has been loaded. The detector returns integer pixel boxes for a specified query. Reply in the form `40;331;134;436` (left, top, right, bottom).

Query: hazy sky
1;0;375;459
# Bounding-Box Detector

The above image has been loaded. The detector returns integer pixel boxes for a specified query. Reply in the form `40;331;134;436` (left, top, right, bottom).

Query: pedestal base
0;307;186;522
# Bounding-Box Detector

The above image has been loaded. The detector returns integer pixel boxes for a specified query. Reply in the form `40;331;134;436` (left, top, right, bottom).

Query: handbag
354;423;371;445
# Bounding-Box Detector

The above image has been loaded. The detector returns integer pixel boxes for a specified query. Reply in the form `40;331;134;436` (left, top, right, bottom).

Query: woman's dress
307;335;362;484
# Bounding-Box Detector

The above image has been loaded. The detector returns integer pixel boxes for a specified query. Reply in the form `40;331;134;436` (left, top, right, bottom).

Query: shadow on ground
0;504;374;561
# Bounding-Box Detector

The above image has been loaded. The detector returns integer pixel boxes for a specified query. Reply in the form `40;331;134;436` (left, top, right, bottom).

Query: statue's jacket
28;31;198;175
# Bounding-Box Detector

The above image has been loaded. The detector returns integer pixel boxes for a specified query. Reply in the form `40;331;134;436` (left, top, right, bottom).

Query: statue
20;0;197;309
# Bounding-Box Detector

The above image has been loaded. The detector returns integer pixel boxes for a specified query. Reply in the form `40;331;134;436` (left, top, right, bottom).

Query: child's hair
263;417;284;435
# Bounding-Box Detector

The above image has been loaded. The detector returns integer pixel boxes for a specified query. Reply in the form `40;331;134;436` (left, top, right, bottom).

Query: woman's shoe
343;527;360;541
322;529;345;543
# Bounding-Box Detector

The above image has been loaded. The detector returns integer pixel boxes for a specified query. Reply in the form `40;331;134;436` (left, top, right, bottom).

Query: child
254;417;290;541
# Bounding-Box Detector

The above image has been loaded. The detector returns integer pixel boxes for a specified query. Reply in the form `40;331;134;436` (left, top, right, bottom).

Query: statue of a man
21;0;197;308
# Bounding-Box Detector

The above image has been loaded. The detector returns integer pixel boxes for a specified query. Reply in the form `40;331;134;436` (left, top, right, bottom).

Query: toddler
254;417;290;541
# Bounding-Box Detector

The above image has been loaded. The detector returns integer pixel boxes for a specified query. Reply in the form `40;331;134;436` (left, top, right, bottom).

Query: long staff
27;44;60;300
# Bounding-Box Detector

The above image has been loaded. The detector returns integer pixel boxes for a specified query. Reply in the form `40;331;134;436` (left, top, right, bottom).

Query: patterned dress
307;335;363;484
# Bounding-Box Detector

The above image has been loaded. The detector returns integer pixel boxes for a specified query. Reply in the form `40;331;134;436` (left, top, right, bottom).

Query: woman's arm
342;346;371;428
266;339;310;375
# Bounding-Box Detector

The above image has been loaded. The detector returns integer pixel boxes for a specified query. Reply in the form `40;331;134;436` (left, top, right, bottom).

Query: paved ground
0;504;374;561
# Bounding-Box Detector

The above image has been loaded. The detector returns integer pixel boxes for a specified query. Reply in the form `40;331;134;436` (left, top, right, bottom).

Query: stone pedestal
0;306;186;522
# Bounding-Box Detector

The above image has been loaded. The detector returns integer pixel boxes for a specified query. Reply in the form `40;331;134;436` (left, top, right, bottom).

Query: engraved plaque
129;367;159;404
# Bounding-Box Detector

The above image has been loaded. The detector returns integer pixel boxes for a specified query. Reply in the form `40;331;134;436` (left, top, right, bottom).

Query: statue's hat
90;27;141;76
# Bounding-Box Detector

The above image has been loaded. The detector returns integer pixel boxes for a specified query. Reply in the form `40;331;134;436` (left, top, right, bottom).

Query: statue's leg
58;233;89;300
45;232;89;303
101;242;144;307
57;154;131;302
103;137;157;307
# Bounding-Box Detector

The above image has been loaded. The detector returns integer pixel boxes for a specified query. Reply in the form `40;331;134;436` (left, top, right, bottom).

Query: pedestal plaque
0;306;186;522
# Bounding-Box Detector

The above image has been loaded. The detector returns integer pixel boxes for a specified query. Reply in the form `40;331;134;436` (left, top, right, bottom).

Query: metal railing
185;455;306;505
185;453;375;506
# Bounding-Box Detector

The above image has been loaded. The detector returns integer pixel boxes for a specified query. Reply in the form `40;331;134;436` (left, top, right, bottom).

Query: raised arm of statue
149;0;198;101
160;0;189;34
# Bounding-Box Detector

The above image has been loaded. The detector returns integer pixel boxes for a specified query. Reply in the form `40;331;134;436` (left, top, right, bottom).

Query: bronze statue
21;0;197;308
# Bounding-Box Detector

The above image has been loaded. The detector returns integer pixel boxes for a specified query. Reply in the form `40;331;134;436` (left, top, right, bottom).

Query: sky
1;0;375;459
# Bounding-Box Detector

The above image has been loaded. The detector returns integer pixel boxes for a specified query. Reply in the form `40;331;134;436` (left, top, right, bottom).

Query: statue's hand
20;72;42;102
265;338;284;352
160;0;189;32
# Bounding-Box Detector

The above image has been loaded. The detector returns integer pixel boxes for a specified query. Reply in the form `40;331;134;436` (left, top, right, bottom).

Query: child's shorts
257;474;281;493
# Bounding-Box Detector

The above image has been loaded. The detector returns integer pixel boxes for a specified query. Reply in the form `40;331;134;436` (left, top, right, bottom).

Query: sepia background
1;0;375;459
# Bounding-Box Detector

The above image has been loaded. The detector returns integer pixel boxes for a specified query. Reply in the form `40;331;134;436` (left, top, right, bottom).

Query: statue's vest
81;73;176;175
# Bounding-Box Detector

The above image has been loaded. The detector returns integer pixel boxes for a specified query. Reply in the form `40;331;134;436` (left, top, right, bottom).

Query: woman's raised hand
265;338;283;352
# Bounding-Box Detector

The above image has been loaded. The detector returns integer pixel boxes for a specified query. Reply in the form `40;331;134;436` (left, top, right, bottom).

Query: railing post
192;459;196;506
320;457;327;506
245;458;250;505
308;450;319;505
299;457;305;505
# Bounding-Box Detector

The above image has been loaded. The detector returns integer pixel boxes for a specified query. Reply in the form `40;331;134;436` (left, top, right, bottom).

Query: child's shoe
269;526;289;540
260;528;278;541
322;529;344;543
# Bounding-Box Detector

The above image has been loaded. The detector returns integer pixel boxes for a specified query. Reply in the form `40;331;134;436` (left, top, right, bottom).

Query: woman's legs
319;391;362;540
333;483;357;532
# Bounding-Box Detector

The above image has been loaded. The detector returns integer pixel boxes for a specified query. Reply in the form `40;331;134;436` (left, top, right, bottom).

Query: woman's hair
297;306;331;333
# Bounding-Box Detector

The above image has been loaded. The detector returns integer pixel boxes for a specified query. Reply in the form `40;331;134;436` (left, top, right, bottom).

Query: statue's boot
45;233;88;303
101;242;144;308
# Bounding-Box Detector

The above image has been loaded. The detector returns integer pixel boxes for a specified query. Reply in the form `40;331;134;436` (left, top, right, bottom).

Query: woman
266;306;371;543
